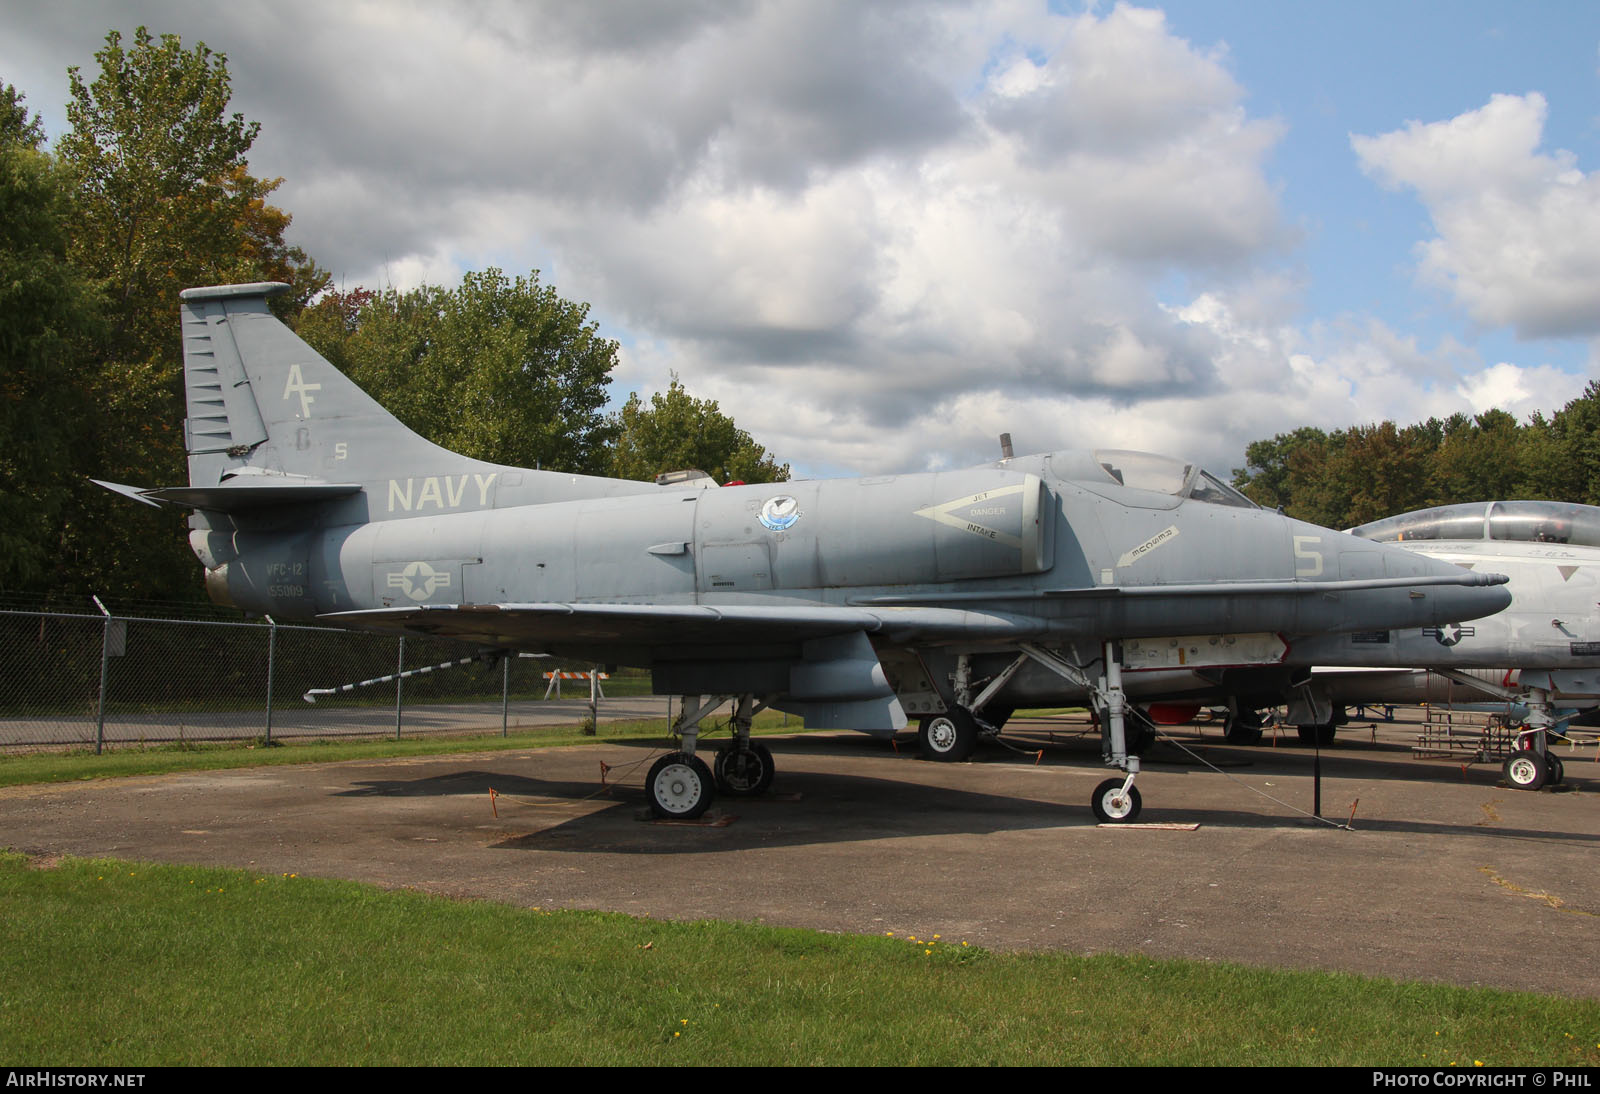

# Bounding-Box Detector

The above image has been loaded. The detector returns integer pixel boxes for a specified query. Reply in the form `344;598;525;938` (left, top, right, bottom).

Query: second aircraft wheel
1125;721;1157;756
1090;778;1142;823
1296;723;1337;747
1223;710;1265;746
647;752;715;819
1502;752;1549;791
919;710;978;762
714;742;775;796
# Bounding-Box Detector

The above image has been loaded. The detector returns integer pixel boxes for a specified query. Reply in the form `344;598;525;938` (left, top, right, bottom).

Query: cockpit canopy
1054;449;1258;509
1351;500;1600;548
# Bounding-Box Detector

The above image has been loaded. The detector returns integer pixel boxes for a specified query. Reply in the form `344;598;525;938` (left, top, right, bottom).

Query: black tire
977;704;1014;733
1296;723;1336;747
1502;752;1549;792
1546;752;1564;786
919;710;978;762
714;742;775;796
1224;711;1265;746
647;752;715;819
1125;721;1157;756
1090;778;1142;823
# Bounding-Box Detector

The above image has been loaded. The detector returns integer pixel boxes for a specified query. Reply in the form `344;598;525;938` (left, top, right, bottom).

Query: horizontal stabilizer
92;480;163;508
94;478;362;512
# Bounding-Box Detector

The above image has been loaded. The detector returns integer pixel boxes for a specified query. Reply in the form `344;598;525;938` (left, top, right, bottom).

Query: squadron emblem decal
759;495;801;531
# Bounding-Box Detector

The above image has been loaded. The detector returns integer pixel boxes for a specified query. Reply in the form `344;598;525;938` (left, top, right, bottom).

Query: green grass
0;710;801;788
3;852;1596;1066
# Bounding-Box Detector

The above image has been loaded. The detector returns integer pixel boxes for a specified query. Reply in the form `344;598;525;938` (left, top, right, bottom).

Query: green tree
1;82;44;146
1533;382;1600;504
60;27;325;359
1233;426;1330;511
1236;420;1441;528
1428;410;1529;504
297;270;621;474
0;82;103;588
1235;389;1600;532
608;375;789;484
31;28;328;600
1334;420;1440;526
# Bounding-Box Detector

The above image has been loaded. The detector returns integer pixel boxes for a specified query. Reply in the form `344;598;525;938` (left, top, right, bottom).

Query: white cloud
505;1;1295;474
1457;362;1590;418
1353;93;1600;339
7;2;1591;484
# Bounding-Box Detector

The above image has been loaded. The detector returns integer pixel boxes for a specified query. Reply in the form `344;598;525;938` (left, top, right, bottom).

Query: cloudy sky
4;1;1598;479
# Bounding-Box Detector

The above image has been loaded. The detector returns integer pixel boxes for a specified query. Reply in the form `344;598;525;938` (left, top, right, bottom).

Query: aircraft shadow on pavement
337;769;605;802
483;763;1596;853
490;768;1093;854
329;731;1592;853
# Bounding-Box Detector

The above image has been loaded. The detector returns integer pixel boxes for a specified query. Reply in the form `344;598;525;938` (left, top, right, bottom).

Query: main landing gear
921;644;1148;823
714;739;775;796
645;753;713;819
1222;706;1266;746
918;709;980;762
1501;688;1565;792
647;694;777;819
917;654;1022;763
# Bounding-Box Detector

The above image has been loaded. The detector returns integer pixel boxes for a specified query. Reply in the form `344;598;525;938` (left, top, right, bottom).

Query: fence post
92;596;111;756
264;616;277;746
588;665;599;734
395;636;405;740
501;653;510;738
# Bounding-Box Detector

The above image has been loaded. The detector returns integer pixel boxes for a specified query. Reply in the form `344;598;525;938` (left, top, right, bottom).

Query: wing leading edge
322;601;1050;652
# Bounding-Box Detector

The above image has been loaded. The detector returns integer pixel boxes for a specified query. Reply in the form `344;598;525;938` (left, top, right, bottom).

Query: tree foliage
1234;385;1600;529
0;31;770;600
60;27;326;360
4;30;328;600
608;375;789;485
296;270;621;474
0;83;101;587
1;82;45;147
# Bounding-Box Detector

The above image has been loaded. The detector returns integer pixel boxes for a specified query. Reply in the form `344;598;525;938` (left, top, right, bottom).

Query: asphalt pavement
2;712;1595;997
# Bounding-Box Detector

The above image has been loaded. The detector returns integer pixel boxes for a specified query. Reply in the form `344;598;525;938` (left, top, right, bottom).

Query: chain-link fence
0;602;658;753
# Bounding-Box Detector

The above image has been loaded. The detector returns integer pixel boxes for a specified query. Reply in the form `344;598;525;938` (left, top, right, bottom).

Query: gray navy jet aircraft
1270;500;1600;789
99;283;1514;822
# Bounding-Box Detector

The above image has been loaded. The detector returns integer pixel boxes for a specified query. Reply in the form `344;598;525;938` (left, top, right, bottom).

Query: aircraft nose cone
1431;574;1513;622
1348;536;1512;623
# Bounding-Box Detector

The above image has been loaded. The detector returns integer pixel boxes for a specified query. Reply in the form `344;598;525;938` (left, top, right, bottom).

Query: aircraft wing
322;601;1050;653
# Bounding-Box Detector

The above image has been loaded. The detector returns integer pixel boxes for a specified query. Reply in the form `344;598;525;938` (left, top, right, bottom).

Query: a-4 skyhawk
99;283;1513;822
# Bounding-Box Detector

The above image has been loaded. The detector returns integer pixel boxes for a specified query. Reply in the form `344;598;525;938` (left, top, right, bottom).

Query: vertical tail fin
173;282;660;519
179;282;459;493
